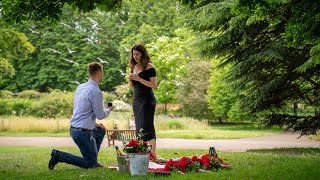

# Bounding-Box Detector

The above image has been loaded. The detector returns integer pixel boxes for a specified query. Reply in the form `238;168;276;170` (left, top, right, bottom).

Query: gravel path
0;131;319;152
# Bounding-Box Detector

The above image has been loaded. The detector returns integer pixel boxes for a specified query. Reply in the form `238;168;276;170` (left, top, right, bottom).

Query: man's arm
91;90;110;120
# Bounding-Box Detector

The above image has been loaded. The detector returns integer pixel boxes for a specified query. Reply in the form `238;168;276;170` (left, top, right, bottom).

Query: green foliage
11;99;33;116
227;99;257;122
0;98;33;116
30;90;73;118
208;63;238;122
118;0;182;66
185;0;320;112
1;0;188;96
176;60;214;120
183;0;320;134
0;0;122;23
149;28;194;104
1;5;124;92
167;120;184;130
102;91;117;106
18;90;41;99
0;99;11;115
0;28;35;78
0;58;14;77
0;90;14;98
114;83;132;103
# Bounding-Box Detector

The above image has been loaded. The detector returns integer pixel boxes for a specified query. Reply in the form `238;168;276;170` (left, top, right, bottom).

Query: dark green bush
0;99;11;115
30;90;73;118
0;98;33;115
18;90;41;99
11;99;33;116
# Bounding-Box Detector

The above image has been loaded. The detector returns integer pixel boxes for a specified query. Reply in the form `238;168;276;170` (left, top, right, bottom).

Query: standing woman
128;44;157;160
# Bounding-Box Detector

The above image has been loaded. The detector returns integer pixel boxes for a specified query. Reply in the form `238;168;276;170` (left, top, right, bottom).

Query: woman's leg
149;139;156;160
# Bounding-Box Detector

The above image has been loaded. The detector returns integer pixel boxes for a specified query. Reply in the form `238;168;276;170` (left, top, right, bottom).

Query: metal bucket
129;153;149;176
117;155;129;172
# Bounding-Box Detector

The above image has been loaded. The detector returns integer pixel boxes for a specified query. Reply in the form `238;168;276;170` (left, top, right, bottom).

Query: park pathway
0;131;319;152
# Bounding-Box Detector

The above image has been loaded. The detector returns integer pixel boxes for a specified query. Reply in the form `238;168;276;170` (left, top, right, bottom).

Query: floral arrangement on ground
164;154;231;173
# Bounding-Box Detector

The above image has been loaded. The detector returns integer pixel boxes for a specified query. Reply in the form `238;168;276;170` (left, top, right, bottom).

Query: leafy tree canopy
0;27;35;79
0;0;122;23
1;5;123;92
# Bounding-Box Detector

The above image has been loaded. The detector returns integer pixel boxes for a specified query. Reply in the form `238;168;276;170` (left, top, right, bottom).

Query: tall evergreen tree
182;0;320;135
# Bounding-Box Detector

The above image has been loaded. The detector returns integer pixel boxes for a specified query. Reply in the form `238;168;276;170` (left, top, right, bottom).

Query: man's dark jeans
57;127;105;168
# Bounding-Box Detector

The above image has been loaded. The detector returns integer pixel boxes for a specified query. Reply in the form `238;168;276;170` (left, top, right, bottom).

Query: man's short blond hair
87;62;103;77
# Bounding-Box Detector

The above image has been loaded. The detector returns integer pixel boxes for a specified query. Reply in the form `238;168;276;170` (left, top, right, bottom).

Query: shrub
0;98;33;115
11;99;33;116
0;90;14;98
112;100;131;111
102;91;117;106
18;90;41;99
30;90;73;118
0;99;11;115
114;83;133;103
167;120;184;130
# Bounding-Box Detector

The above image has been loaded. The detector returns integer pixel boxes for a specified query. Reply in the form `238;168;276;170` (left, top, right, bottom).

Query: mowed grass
0;115;283;139
0;146;319;179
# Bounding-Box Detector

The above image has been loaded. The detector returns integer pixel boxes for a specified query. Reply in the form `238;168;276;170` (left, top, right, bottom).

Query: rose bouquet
123;129;151;153
164;154;230;173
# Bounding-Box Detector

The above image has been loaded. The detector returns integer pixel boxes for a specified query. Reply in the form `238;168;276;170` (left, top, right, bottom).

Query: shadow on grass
247;148;320;155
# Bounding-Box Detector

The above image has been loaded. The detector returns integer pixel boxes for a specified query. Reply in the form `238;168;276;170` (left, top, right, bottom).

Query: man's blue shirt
70;79;110;130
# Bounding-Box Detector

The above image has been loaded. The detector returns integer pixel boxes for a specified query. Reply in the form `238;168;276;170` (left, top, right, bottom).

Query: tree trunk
165;102;167;116
293;103;298;116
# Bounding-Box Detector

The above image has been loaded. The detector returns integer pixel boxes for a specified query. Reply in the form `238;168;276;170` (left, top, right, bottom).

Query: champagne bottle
115;146;123;156
209;147;218;158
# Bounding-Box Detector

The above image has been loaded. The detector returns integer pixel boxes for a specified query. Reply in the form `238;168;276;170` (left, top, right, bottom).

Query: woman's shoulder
146;63;156;70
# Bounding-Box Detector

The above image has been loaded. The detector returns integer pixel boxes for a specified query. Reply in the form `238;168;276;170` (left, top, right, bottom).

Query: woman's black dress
132;68;156;141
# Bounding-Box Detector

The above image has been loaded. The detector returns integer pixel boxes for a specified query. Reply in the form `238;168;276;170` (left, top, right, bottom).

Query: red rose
165;159;175;171
179;157;189;168
133;140;139;147
191;156;199;162
164;166;171;172
166;159;174;166
127;140;135;147
200;155;211;169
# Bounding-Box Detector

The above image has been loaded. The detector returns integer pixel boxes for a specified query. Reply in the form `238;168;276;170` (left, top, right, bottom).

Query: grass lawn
0;115;283;139
0;126;282;139
0;146;319;179
157;124;282;139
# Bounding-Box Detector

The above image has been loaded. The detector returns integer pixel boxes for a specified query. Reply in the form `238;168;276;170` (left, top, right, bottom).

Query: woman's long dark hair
130;44;151;72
